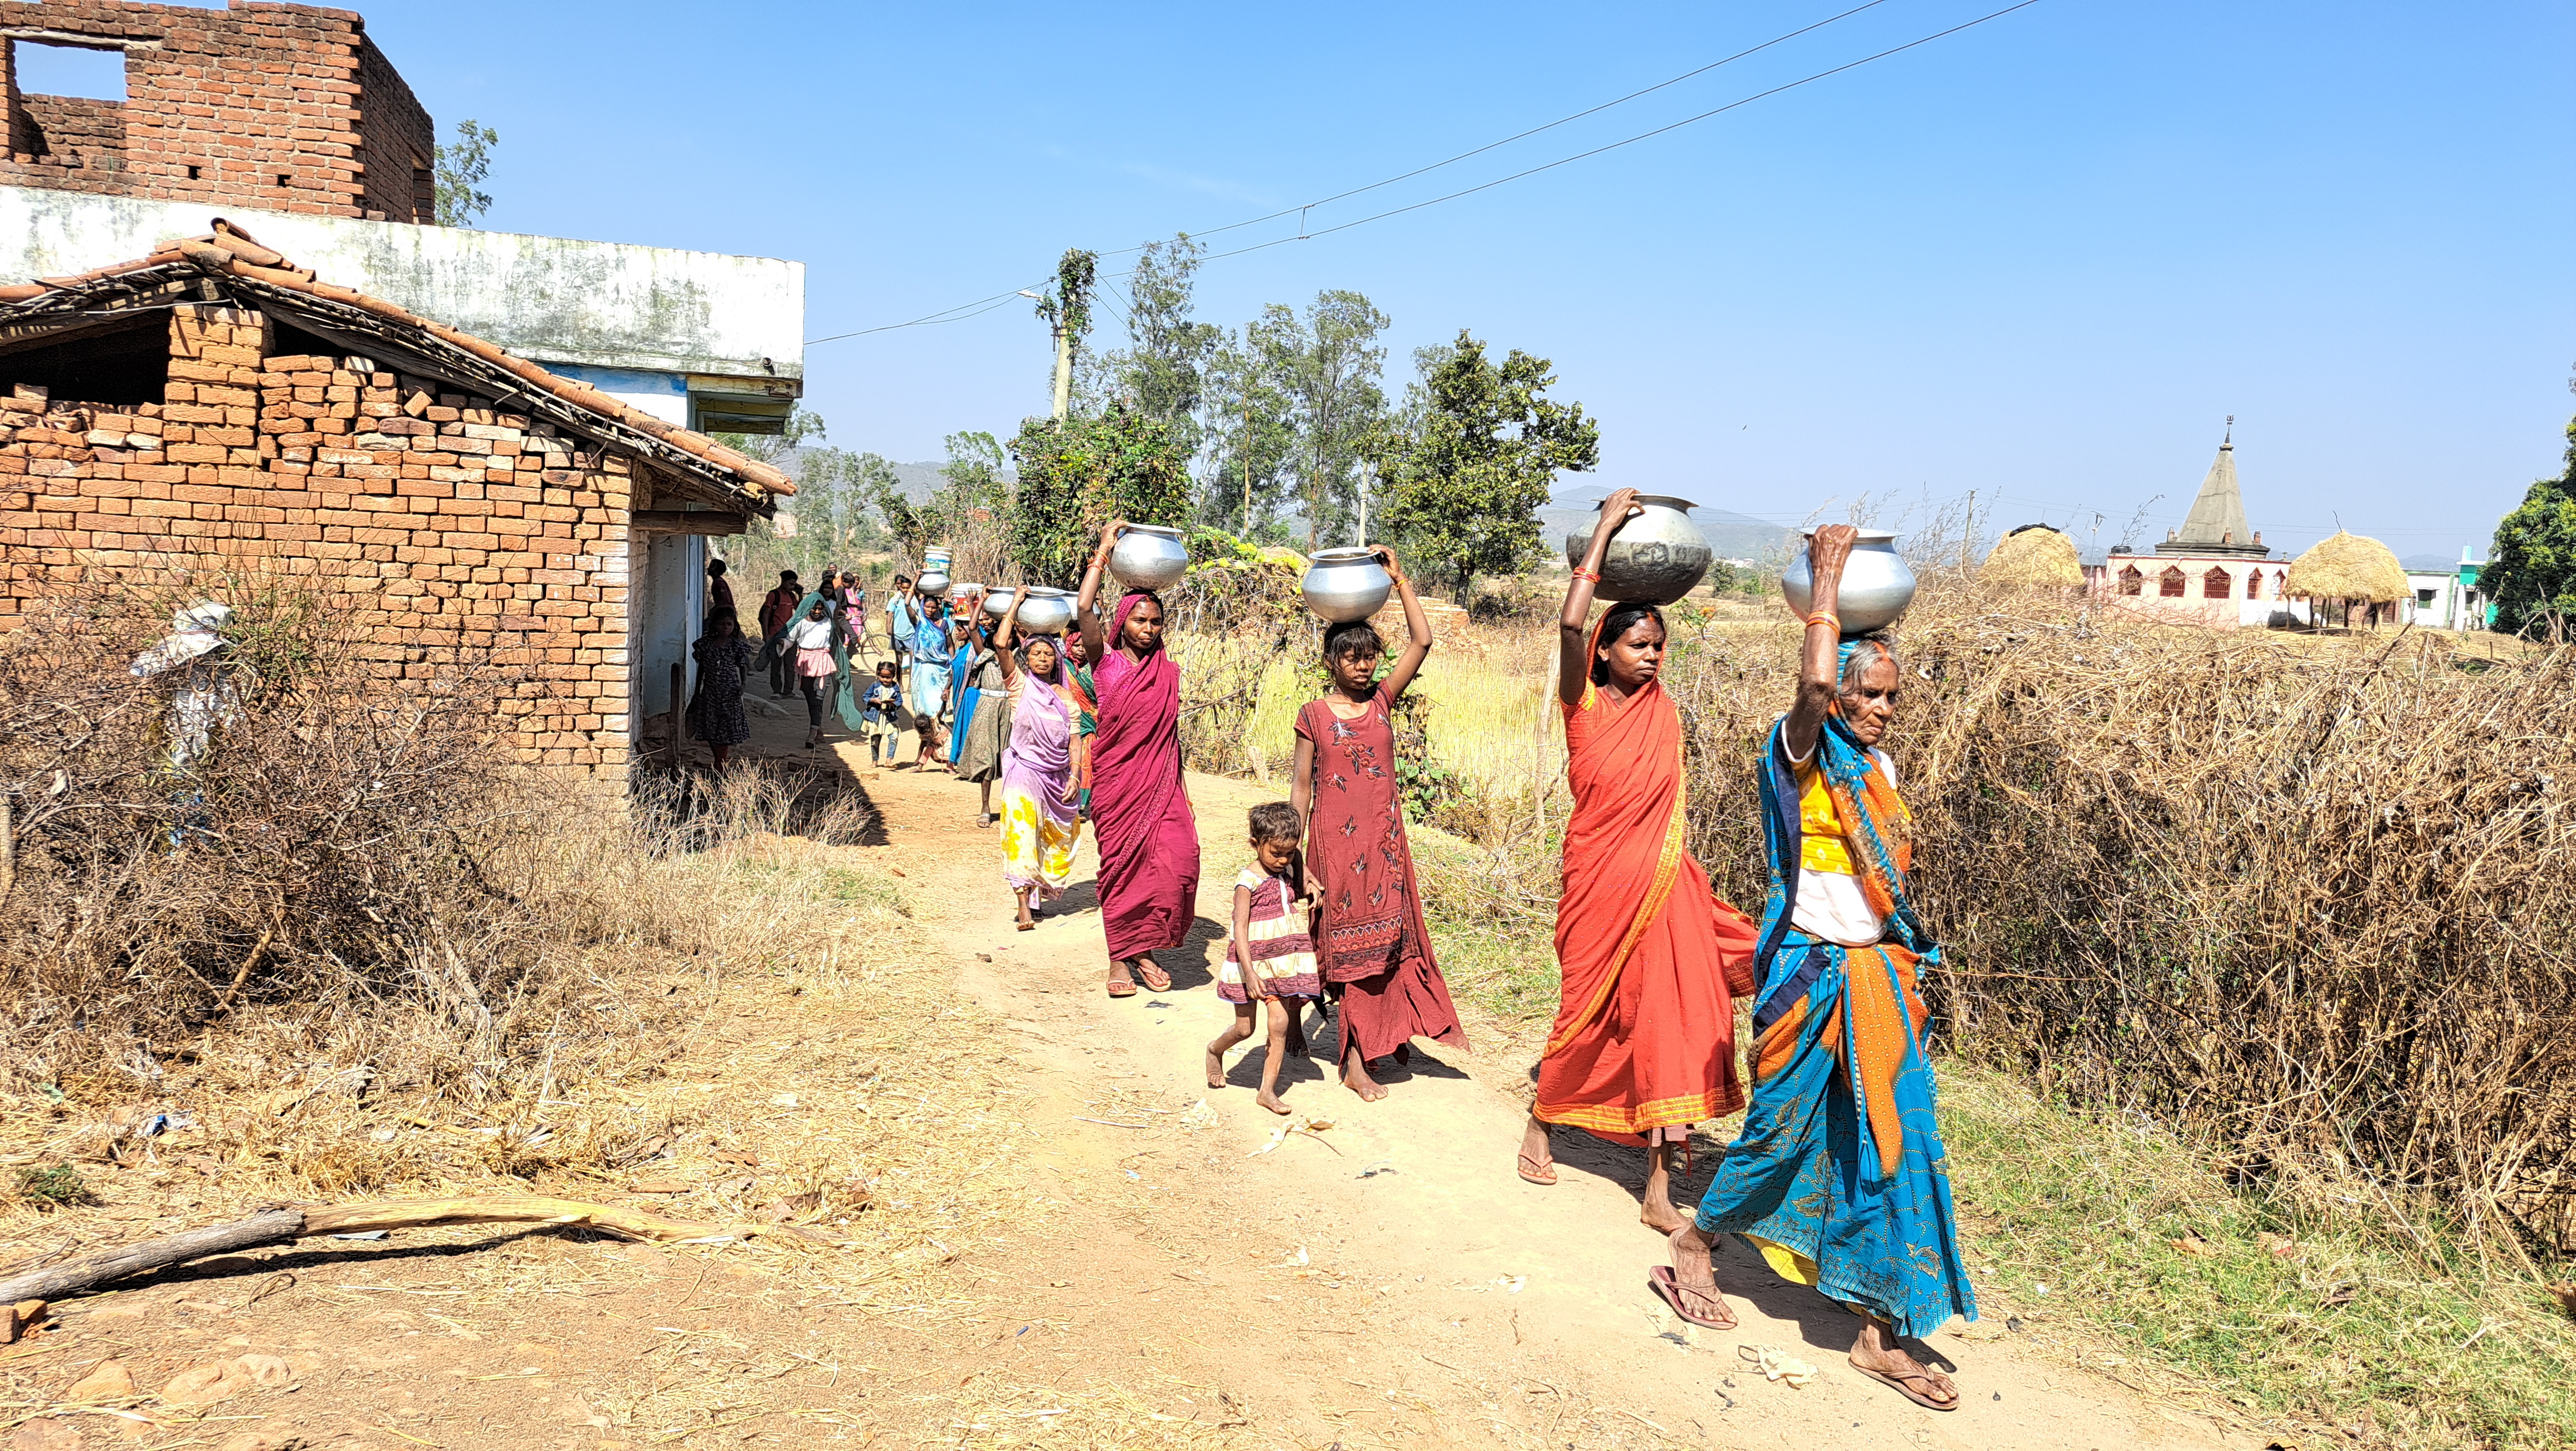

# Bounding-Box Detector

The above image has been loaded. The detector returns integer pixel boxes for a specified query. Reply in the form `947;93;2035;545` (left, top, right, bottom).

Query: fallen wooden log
0;1195;831;1311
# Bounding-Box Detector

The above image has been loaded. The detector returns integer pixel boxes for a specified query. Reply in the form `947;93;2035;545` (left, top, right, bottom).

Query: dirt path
0;710;2247;1450
840;743;2241;1451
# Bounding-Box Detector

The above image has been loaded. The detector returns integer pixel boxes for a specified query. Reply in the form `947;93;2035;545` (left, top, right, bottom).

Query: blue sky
351;0;2569;560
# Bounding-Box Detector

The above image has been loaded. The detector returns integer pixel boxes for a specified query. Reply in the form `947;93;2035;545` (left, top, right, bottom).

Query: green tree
1197;325;1297;535
433;120;499;227
1006;406;1193;586
1379;331;1601;606
2485;410;2576;636
1092;235;1221;456
1265;291;1391;551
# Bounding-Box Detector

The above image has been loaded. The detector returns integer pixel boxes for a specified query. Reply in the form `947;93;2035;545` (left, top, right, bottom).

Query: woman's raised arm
1783;523;1857;763
1075;518;1126;665
994;591;1024;685
1372;545;1435;702
1558;488;1640;707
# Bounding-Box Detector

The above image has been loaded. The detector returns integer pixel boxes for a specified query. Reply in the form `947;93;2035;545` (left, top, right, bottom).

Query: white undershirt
1780;735;1899;947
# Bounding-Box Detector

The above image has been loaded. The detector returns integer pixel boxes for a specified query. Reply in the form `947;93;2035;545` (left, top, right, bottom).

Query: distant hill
1541;484;1797;566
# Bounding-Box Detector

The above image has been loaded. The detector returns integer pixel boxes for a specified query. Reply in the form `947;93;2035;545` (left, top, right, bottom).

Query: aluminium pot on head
1778;528;1917;634
1563;494;1713;605
1301;547;1393;624
1109;524;1189;592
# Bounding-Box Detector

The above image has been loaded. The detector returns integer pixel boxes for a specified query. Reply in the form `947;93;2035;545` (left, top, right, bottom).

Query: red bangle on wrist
1572;567;1601;583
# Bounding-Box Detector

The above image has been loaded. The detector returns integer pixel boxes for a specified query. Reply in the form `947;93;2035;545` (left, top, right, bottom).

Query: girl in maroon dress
1291;546;1468;1100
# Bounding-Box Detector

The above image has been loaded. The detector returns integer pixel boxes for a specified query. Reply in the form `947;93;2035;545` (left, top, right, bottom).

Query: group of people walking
1528;498;1972;1410
689;505;1975;1410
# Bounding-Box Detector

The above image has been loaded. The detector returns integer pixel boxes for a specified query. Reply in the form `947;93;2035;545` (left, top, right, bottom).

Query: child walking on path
1207;802;1321;1115
860;661;903;764
1290;546;1467;1101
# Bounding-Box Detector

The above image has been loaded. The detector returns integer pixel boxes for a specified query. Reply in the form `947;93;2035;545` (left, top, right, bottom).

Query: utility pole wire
804;0;2019;347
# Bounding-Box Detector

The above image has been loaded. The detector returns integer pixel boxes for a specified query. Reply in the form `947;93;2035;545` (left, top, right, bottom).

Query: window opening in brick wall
2246;569;2265;601
0;317;169;408
2117;565;2143;596
276;174;292;189
264;315;351;363
186;165;202;181
2204;567;2233;600
2158;566;2187;598
11;42;128;102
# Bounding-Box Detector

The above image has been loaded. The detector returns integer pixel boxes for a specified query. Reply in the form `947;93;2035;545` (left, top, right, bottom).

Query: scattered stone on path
7;1419;81;1451
64;1357;136;1400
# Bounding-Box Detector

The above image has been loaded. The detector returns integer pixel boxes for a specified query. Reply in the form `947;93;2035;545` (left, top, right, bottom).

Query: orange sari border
1534;1088;1739;1136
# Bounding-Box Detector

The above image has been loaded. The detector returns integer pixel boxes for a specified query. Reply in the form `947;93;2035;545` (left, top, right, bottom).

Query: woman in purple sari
991;591;1084;929
1075;520;1200;997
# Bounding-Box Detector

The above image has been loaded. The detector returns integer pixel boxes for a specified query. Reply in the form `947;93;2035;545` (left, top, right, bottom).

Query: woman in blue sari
1653;523;1975;1411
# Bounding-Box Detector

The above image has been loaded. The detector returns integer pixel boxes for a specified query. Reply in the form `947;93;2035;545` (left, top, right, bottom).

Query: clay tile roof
0;220;793;512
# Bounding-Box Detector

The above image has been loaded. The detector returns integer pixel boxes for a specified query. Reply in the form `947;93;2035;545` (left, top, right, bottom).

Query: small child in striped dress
1206;801;1320;1115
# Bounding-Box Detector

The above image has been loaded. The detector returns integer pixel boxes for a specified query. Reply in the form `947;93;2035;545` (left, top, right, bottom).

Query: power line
804;0;2028;347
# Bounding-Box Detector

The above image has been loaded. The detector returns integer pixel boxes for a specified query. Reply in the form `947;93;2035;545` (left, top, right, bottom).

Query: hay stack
1980;524;2084;588
2287;531;2407;603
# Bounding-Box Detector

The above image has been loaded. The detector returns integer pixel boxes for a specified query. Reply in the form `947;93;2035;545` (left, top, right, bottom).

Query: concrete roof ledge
0;186;803;384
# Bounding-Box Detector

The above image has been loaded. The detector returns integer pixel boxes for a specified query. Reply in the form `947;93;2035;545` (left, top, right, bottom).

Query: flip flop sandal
1646;1264;1736;1330
1135;962;1173;993
1106;976;1138;998
1516;1152;1558;1186
1850;1361;1960;1411
1016;919;1035;933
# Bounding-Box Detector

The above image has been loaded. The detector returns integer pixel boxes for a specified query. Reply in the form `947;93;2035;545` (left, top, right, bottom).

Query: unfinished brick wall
0;303;640;774
0;1;433;223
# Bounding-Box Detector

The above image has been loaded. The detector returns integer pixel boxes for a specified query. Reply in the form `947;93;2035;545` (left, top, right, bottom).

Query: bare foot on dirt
1640;1143;1692;1233
1256;1089;1291;1116
1204;1044;1227;1088
1850;1320;1960;1409
1342;1049;1388;1102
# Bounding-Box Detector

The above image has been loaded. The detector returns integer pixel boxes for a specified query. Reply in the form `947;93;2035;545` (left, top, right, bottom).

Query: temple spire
2157;419;2267;557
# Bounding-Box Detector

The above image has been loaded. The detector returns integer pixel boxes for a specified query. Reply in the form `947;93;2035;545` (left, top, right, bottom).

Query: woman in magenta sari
1076;520;1201;998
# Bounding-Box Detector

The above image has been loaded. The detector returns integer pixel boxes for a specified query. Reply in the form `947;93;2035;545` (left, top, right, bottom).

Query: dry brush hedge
1663;586;2576;1249
0;576;655;1098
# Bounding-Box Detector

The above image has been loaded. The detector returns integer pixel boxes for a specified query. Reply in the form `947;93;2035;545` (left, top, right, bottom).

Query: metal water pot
915;570;951;599
1301;547;1393;624
1563;494;1714;605
1108;524;1189;592
979;587;1018;620
1015;586;1076;635
1780;528;1916;634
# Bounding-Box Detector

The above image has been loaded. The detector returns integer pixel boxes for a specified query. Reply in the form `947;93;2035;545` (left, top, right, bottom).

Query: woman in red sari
1076;520;1201;997
1290;546;1467;1101
1519;488;1759;1232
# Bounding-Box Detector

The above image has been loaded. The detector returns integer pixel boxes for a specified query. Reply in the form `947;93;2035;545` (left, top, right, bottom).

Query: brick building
0;3;806;780
1;0;432;221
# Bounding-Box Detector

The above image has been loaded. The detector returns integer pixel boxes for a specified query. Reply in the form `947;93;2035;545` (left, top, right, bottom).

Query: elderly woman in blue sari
1652;523;1975;1412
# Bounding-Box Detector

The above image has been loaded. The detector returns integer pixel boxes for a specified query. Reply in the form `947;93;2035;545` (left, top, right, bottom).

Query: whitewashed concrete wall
0;186;802;380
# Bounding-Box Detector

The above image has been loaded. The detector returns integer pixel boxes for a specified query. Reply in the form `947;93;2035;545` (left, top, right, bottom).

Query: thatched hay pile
1978;523;2084;588
1660;585;2576;1248
2288;529;2408;602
